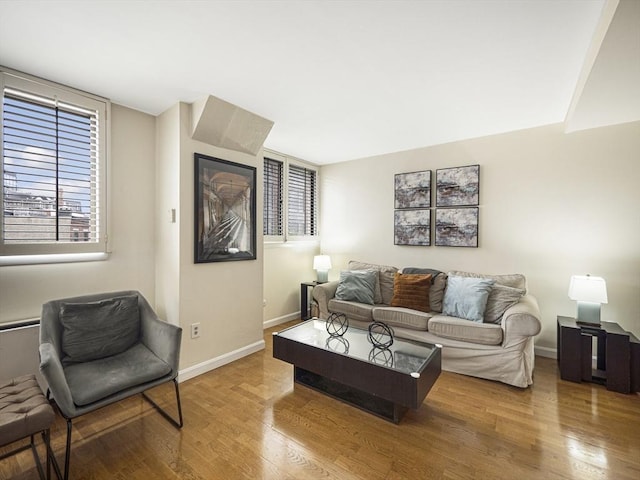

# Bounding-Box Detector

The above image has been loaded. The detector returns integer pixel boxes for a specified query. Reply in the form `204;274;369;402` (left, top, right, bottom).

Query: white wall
155;104;181;325
263;242;319;325
319;121;640;350
154;103;266;373
0;104;157;324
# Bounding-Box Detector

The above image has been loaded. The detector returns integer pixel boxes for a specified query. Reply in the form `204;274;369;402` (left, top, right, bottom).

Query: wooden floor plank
1;320;639;479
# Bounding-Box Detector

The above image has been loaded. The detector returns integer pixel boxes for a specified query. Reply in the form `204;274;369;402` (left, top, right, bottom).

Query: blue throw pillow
442;276;496;322
335;270;377;305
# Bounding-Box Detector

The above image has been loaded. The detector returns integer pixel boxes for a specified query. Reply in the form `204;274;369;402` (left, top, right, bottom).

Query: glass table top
275;319;440;376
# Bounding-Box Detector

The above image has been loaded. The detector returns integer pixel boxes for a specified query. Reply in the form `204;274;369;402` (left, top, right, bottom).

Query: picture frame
194;153;256;263
394;209;431;246
435;207;478;247
436;164;479;207
395;170;431;209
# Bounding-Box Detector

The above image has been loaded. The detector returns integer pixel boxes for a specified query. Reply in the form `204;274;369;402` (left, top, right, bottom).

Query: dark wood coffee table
273;320;441;423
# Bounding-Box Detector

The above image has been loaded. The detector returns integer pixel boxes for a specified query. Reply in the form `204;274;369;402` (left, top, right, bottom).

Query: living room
1;1;639;479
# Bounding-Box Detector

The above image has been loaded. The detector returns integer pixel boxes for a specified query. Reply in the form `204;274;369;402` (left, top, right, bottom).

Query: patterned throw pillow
390;273;432;312
401;267;446;312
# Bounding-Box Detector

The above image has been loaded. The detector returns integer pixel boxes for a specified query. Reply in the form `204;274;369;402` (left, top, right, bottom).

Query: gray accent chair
39;291;183;480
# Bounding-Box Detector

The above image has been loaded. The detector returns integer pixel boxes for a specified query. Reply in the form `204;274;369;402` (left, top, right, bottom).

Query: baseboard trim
178;339;265;383
535;345;557;359
263;312;299;329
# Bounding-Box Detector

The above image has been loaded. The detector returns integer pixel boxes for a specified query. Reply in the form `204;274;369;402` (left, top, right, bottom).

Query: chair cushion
60;294;140;363
64;343;171;406
429;316;503;345
0;374;55;447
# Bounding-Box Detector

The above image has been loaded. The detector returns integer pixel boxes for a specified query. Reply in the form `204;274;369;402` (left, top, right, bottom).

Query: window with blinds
287;164;317;236
263;157;283;236
263;153;318;241
1;70;108;257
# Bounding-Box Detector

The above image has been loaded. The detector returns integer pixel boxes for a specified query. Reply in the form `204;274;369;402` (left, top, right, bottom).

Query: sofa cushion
402;268;447;312
484;284;526;324
335;270;377;305
60;294;140;364
63;343;171;406
328;299;375;322
448;270;526;290
402;267;442;279
430;273;447;313
442;276;495;322
349;260;398;305
429;315;503;345
373;306;431;331
390;272;432;312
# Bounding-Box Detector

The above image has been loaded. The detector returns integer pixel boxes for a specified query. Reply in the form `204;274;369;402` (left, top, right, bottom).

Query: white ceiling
0;0;637;165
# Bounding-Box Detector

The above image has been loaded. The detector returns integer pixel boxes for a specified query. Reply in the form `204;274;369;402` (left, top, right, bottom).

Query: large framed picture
194;153;256;263
435;207;478;247
395;170;431;209
436;164;479;207
394;209;431;246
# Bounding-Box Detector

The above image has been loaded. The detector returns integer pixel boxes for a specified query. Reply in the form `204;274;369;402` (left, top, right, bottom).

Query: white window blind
263;157;283;236
1;71;108;257
287;164;317;236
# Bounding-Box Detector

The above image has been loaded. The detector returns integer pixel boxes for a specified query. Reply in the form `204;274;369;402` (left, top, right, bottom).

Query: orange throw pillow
390;273;432;312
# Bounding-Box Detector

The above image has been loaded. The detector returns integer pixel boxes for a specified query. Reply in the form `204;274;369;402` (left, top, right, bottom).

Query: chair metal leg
29;434;46;480
142;378;184;428
41;430;51;480
63;419;72;480
48;419;70;480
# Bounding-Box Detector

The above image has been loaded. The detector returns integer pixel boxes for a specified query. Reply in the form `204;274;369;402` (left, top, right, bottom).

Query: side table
557;316;638;393
300;281;318;320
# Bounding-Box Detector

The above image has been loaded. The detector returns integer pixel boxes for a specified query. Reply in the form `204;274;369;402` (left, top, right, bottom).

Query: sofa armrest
39;342;76;418
501;294;542;346
312;281;339;319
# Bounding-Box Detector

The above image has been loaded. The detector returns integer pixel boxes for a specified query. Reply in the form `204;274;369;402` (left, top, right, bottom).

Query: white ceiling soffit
0;0;632;165
191;95;274;156
565;0;640;133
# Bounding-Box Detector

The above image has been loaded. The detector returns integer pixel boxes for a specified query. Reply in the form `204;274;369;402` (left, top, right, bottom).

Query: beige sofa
312;261;542;388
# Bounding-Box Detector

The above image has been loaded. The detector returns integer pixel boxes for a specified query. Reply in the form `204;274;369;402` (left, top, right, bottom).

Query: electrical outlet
191;323;200;339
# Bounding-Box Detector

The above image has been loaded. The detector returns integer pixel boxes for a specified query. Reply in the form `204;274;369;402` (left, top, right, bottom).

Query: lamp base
316;271;328;283
576;301;601;326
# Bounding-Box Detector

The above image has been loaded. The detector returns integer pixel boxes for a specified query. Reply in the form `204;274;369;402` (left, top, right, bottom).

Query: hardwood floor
2;320;639;479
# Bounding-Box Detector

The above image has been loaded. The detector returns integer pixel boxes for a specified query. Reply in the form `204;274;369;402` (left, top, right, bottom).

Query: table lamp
313;255;332;283
568;275;608;326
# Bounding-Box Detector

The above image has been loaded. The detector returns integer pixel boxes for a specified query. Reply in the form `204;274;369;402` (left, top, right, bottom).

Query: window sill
0;252;110;266
264;238;320;248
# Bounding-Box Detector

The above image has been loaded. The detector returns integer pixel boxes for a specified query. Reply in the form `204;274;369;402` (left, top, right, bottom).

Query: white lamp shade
568;275;608;303
313;255;332;271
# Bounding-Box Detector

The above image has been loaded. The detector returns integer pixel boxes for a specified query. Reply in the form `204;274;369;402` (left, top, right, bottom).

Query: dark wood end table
300;281;317;320
557;316;638;393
